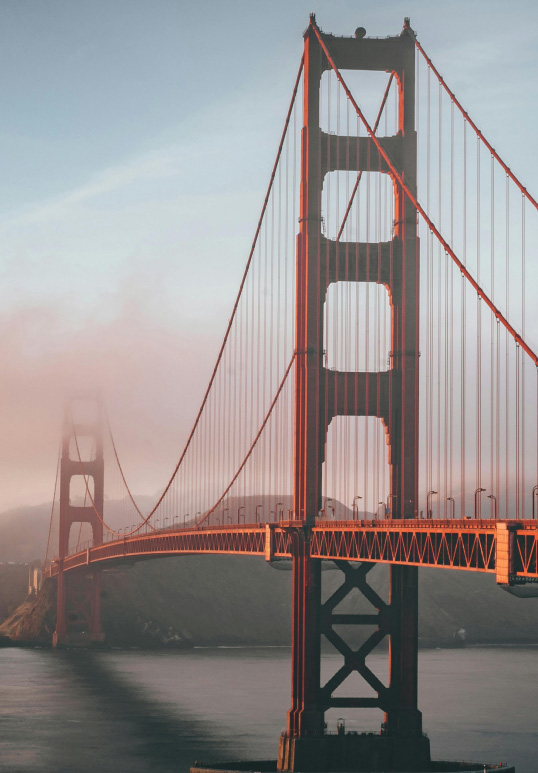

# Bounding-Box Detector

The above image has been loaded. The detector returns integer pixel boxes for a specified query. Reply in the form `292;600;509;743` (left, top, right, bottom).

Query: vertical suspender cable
477;136;482;517
521;195;526;516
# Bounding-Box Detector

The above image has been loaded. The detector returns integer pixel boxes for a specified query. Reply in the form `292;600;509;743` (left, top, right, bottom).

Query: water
0;646;536;772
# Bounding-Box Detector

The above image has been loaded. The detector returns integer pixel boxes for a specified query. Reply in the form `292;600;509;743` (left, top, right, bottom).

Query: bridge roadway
43;519;538;586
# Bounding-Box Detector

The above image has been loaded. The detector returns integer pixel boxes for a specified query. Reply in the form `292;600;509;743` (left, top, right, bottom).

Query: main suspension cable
69;56;305;541
196;352;295;526
44;439;62;563
414;37;538;214
336;72;394;242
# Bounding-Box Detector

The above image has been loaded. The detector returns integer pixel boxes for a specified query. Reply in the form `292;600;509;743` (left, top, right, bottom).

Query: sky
1;0;538;512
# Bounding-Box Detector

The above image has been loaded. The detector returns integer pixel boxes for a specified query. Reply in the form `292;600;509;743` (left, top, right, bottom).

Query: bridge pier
278;543;430;773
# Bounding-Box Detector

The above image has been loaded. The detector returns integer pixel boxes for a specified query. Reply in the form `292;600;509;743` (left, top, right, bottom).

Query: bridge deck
43;519;538;585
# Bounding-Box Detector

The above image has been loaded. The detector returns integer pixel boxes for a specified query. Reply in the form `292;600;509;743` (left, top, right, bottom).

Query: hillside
0;503;51;562
0;503;537;647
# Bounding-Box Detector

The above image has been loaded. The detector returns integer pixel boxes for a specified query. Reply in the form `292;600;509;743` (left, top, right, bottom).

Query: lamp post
474;488;486;519
276;502;283;522
238;505;245;524
256;504;263;524
427;490;438;520
352;495;362;520
446;496;455;520
386;494;397;519
183;513;189;528
487;494;497;519
532;485;538;520
223;508;229;524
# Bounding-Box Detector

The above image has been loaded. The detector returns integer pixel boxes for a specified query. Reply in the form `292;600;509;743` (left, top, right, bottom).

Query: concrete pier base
191;754;515;773
277;732;432;772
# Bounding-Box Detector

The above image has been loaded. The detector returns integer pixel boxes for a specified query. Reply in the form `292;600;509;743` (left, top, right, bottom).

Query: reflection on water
0;646;536;772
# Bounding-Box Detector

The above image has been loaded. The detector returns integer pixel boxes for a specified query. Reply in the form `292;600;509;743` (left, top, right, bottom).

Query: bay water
0;646;536;772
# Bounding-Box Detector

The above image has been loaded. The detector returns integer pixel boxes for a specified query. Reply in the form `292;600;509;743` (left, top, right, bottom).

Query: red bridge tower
279;16;430;772
52;396;104;647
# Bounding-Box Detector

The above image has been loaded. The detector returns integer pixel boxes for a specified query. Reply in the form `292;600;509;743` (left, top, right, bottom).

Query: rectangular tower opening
322;171;394;243
324;281;391;372
69;436;96;463
320;69;398;138
322;416;391;520
69;474;95;505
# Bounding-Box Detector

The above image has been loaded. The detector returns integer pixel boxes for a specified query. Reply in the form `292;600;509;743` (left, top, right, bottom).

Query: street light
446;496;455;520
352;495;362;520
256;504;263;523
427;490;438;520
386;494;397;519
223;508;229;524
532;485;538;520
276;502;283;522
238;505;245;524
487;494;497;519
474;488;486;519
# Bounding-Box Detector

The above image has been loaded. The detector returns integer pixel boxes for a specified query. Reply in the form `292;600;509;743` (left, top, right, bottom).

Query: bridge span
44;519;538;586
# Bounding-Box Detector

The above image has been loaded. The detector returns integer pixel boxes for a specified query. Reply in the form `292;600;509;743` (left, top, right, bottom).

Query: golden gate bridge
42;16;537;773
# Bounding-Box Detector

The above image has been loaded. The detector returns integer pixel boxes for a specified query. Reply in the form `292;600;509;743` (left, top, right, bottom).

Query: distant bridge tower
280;16;429;771
52;395;104;647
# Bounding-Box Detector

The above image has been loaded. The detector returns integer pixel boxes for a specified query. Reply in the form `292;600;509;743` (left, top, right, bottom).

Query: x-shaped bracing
320;561;391;712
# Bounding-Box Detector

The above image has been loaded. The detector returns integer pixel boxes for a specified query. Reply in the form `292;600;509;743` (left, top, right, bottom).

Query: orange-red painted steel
43;520;538;582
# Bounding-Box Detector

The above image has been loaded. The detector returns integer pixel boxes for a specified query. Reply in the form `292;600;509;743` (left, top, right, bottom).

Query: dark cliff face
0;577;56;645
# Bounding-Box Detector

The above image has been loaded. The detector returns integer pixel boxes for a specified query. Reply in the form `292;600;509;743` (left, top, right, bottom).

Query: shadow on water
58;649;238;773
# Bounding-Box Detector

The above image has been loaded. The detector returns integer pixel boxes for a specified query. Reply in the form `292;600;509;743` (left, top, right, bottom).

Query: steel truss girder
514;529;538;577
44;521;538;582
311;523;496;571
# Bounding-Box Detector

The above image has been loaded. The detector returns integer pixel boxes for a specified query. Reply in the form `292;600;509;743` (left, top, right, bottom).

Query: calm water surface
0;646;536;772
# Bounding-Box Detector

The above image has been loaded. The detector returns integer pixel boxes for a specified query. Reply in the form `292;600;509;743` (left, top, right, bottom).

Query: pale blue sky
1;0;537;509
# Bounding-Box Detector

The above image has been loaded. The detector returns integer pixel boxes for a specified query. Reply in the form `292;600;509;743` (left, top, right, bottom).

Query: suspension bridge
42;16;537;773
